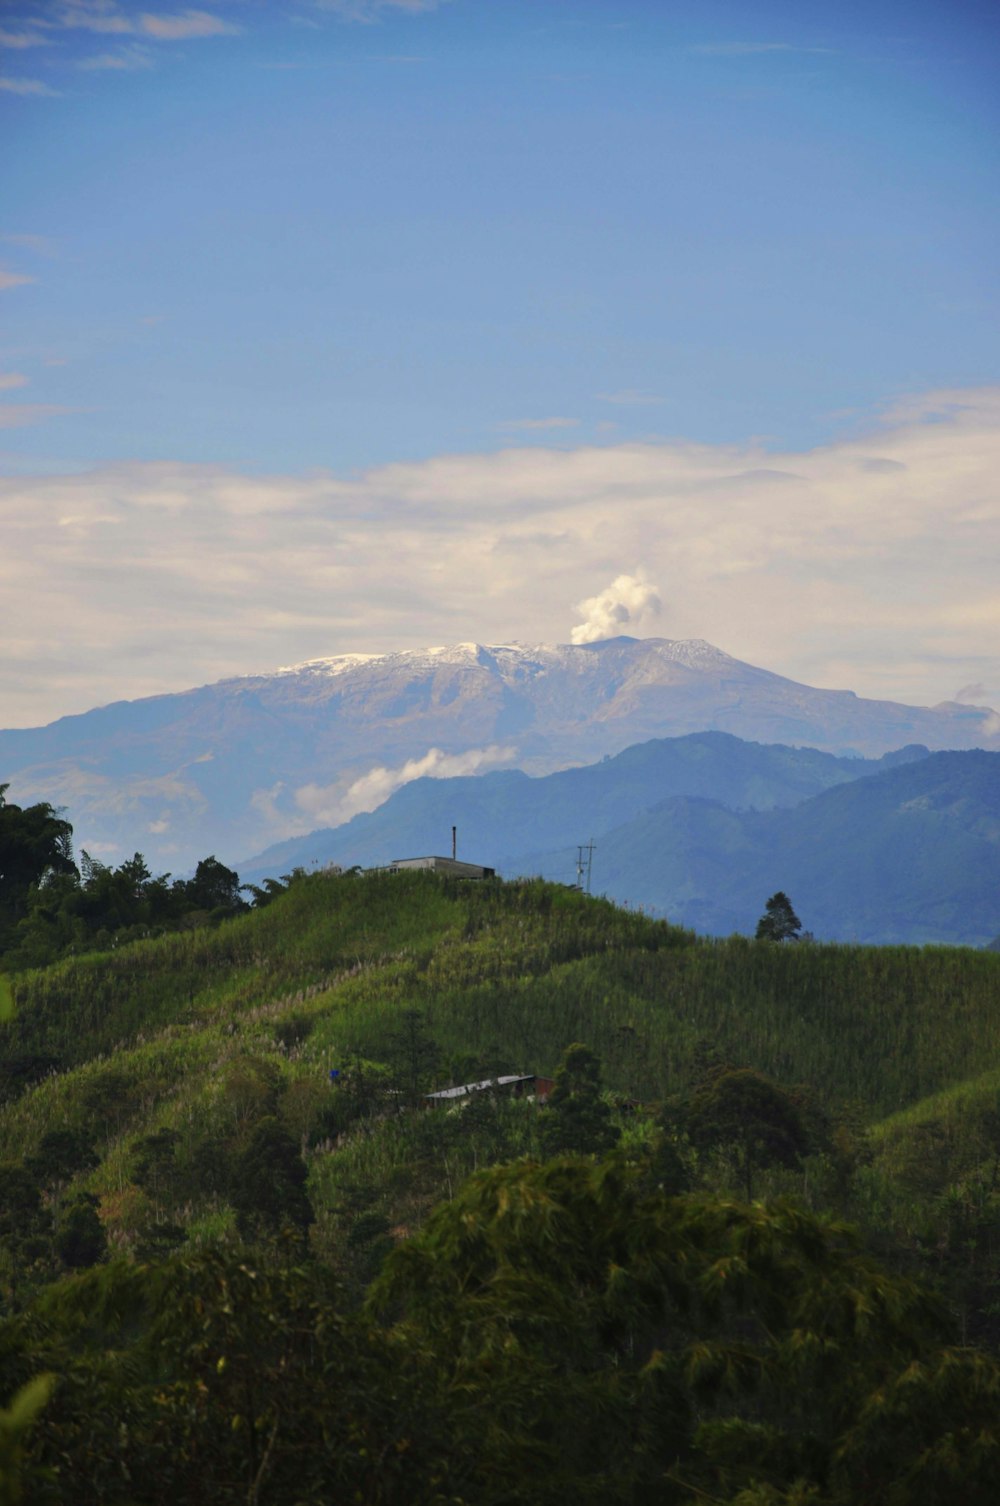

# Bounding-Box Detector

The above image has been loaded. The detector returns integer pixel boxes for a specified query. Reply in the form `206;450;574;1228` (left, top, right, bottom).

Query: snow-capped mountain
1;636;996;872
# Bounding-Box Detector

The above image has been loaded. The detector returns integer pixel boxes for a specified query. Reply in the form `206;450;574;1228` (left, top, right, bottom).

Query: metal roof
424;1074;536;1102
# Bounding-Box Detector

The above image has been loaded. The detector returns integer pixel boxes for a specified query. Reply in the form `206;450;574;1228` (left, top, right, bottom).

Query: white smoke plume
570;571;662;645
953;682;987;704
295;744;515;827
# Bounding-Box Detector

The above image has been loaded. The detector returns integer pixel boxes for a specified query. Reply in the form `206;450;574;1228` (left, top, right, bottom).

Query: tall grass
2;869;999;1257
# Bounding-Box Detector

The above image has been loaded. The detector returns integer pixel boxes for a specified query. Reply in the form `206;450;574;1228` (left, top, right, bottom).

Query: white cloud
596;389;666;406
0;76;59;95
138;10;239;41
0;373;28;391
79;44;152;69
0;266;35;289
570;572;662;645
249;782;286;828
0;28;52;48
1;386;999;726
315;0;449;21
1;233;57;257
500;416;579;432
689;41;832;57
295;745;515;826
0;404;75;428
56;2;133;35
47;3;238;42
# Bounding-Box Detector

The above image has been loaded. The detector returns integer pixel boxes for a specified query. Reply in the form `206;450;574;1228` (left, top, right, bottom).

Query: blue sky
1;0;998;725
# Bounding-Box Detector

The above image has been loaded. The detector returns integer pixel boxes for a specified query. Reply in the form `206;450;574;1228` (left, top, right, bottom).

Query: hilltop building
387;854;495;880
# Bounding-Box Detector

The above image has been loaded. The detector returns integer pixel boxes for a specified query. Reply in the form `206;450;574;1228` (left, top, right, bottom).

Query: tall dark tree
755;890;802;942
388;1009;440;1106
0;787;76;951
54;1192;107;1270
540;1042;620;1157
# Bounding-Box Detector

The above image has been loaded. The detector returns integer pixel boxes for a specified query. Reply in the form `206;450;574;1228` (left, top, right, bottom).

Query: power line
576;839;596;894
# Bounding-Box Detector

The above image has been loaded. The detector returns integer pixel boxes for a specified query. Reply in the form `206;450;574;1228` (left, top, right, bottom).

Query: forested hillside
3;870;1000;1501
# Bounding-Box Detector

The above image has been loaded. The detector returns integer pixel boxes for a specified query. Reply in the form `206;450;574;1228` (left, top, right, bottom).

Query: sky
1;0;998;728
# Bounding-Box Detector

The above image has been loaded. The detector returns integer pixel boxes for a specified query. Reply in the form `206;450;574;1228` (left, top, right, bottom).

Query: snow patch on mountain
2;635;997;873
267;636;742;689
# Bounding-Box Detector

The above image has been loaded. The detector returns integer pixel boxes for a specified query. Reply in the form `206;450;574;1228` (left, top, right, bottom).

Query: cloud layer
295;744;515;829
1;387;999;727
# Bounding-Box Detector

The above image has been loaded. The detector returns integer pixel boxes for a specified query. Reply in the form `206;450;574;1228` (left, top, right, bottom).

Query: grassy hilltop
3;870;1000;1285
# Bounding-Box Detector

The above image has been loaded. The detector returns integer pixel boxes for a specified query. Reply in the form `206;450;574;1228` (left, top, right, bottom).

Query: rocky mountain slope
1;637;996;871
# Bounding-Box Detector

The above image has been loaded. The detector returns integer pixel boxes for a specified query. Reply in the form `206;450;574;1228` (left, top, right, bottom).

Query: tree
0;1163;45;1300
539;1042;620;1157
231;1117;313;1243
370;1156;1000;1506
240;875;289;909
54;1193;107;1270
0;789;76;953
388;1009;440;1106
6;1169;1000;1504
131;1129;182;1219
25;1129;98;1213
685;1065;811;1199
755;890;802;942
175;857;247;918
0;1374;55;1506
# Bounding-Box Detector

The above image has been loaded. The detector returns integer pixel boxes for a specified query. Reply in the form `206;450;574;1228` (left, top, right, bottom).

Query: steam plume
570;571;662;645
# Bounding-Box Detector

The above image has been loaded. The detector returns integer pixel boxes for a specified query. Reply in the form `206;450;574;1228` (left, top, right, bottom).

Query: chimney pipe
452;825;457;861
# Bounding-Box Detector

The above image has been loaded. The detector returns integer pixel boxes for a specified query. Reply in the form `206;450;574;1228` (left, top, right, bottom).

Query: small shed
423;1073;555;1106
388;855;495;880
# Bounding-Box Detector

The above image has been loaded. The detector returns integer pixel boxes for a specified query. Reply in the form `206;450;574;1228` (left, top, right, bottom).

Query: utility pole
575;839;596;894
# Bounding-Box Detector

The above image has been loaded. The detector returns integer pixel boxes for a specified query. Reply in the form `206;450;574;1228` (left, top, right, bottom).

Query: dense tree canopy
0;789;75;954
685;1065;814;1200
0;788;252;968
7;1158;995;1505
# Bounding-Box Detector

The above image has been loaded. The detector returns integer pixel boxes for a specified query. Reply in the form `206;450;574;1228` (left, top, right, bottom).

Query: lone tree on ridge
755;890;802;942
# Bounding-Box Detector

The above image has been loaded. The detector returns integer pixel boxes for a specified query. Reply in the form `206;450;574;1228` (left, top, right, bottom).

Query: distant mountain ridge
239;730;923;881
534;748;1000;946
242;741;1000;948
1;636;996;871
